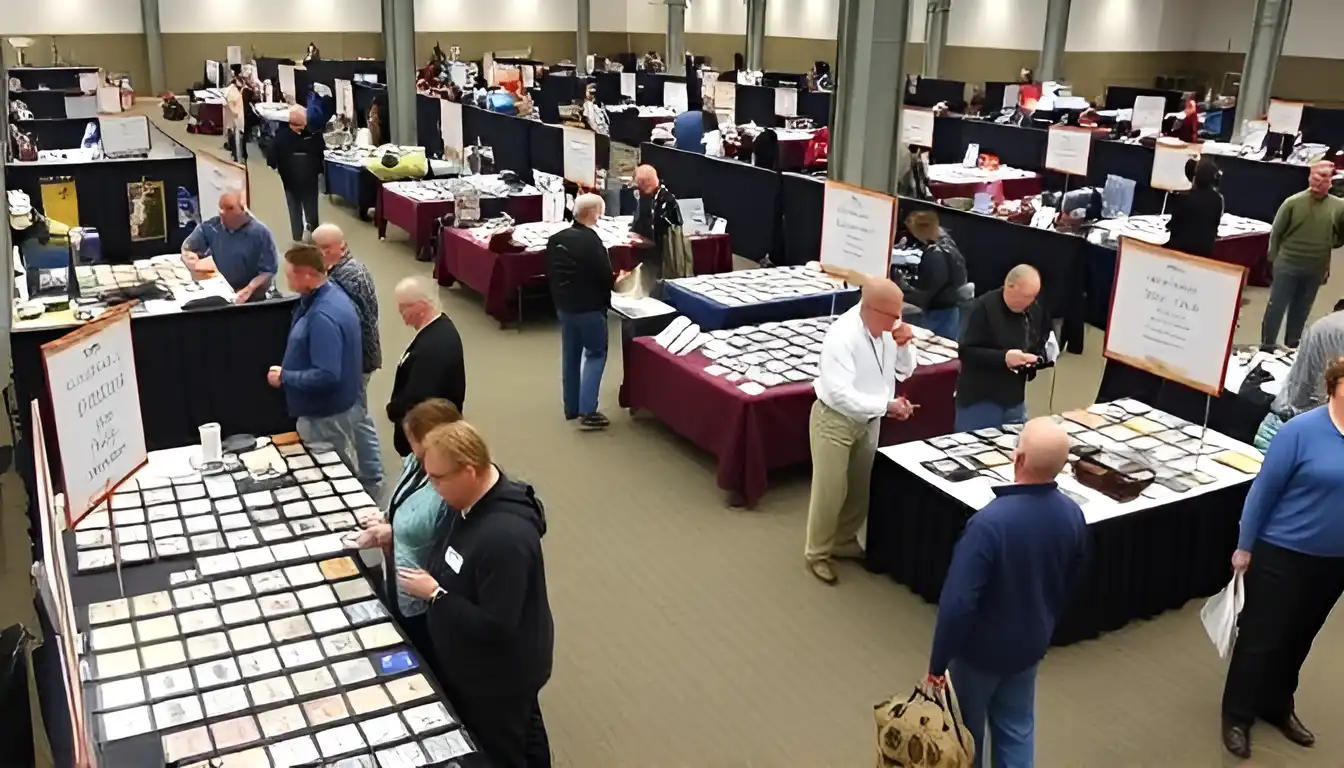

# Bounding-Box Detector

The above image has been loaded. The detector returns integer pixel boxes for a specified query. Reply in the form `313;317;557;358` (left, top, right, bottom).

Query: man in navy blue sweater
267;245;364;477
924;418;1088;768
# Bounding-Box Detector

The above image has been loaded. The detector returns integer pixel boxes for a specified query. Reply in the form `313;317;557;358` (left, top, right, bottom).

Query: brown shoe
1267;712;1314;747
808;559;838;585
1221;718;1251;759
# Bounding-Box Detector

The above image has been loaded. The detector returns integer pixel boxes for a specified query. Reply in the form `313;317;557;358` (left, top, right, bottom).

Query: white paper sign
339;80;355;119
440;99;464;165
663;81;688;113
227;45;242;67
78;71;100;92
334;78;349;119
585;55;596;75
206;61;220;87
41;307;147;525
819;181;896;279
1267;99;1304;135
701;71;719;106
449;62;469;89
774;87;798;117
1131;95;1166;134
196;152;248;221
620;72;636;99
1002;84;1020;111
1104;238;1246;396
1151;141;1198;192
714;81;736;116
902;107;934;148
278;64;296;101
562;126;598;188
522;65;535;89
963;142;980;167
98;115;151;155
96;86;122;114
543;191;565;223
1045;125;1092;176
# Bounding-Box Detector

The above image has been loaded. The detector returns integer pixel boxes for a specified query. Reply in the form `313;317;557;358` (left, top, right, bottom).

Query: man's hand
355;523;392;550
615;269;631;282
235;286;253;304
267;366;283;388
1232;549;1251;573
181;251;200;269
1005;349;1039;369
397;567;440;600
891;322;915;346
357;510;386;528
886;397;916;420
920;674;947;699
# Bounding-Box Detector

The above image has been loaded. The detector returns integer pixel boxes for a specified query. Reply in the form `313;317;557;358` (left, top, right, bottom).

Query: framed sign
902;107;935;148
562;126;598;188
1045;125;1092;176
818;180;896;280
1267;99;1306;135
1151;141;1198;192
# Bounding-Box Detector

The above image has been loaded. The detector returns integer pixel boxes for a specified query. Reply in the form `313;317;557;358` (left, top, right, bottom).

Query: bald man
805;278;918;585
181;190;278;303
267;104;325;242
1260;160;1344;349
631;164;681;250
925;418;1087;768
955;265;1050;432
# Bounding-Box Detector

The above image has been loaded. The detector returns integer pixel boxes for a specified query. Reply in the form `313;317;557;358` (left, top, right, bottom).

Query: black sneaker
579;412;610;431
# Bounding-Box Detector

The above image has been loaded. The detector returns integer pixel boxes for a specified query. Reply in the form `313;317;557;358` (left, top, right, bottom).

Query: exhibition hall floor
4;103;1342;766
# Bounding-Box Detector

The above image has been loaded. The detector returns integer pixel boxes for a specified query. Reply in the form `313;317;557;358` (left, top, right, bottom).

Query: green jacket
1267;190;1344;275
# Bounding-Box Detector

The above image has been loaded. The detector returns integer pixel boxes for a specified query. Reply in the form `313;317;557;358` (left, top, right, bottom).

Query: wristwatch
430;587;446;603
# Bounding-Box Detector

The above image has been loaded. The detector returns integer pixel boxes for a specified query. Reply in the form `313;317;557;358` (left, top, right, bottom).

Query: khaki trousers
804;399;880;562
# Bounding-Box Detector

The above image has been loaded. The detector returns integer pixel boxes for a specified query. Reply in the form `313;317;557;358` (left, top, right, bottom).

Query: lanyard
868;333;885;375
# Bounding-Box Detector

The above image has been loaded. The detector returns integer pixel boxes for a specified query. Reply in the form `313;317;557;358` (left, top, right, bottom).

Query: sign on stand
1151;141;1199;192
562;126;598;188
1045;125;1093;176
818;180;896;281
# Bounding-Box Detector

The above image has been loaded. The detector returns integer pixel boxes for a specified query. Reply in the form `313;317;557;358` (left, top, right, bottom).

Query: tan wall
5;35;150;95
162;33;383;92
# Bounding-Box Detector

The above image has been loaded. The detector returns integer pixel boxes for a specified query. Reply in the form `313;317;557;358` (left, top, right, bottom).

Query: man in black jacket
267;106;324;242
387;276;467;456
398;421;553;768
545;194;616;430
956;265;1052;432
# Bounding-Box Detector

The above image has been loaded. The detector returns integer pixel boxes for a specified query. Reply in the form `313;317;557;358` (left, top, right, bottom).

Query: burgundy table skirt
435;229;733;325
930;174;1043;202
619;337;960;506
1212;232;1271;287
376;188;544;256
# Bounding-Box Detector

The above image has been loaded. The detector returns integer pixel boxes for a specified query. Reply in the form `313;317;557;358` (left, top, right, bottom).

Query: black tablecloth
866;456;1250;645
1095;359;1274;446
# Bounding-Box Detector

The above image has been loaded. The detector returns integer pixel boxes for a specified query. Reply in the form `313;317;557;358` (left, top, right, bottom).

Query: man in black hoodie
398;421;553;767
266;105;325;242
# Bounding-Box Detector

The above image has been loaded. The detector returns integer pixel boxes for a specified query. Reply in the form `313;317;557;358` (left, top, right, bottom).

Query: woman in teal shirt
358;398;461;666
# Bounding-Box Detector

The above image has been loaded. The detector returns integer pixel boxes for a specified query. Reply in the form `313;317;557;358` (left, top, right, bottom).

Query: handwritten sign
278;64;296;101
562;126;598;188
714;80;736;116
774;87;798;117
818;180;896;280
664;81;689;113
620;72;636;99
440;99;464;166
99;115;151;156
1103;238;1246;396
1267;99;1305;135
1151;141;1198;192
41;304;147;528
1045;125;1092;176
902;107;935;148
1130;95;1166;134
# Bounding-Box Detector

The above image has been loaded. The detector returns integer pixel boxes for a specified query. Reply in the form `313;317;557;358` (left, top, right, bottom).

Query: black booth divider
303;59;386;92
905;77;967;111
734;84;777;127
461;106;534;182
353;82;389;138
17;117;98;151
1103;86;1184;113
417;93;443;158
1301;106;1344;152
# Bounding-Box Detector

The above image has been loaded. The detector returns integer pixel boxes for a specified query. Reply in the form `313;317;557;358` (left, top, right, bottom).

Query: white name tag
444;547;463;573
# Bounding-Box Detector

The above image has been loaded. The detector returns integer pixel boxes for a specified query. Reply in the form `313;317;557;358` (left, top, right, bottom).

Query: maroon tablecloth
619;338;960;506
376;188;544;255
930;174;1043;202
435;229;733;326
1213;232;1271;287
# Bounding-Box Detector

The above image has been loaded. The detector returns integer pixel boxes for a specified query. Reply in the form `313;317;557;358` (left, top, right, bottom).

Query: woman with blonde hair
896;209;968;340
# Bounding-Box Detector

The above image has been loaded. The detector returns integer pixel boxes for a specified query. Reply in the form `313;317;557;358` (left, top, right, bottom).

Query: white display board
1267;99;1305;135
1104;238;1247;396
714;81;736;115
96;86;122;114
1151;141;1198;192
818;180;896;280
449;62;469;89
196;152;248;222
1002;84;1020;111
1130;95;1166;134
562;125;598;188
333;78;349;118
774;87;798;118
98;115;151;156
227;45;242;67
41;304;148;527
278;64;296;101
1045;125;1092;176
339;80;355;120
664;81;688;113
620;72;636;99
206;60;221;87
902;107;935;148
78;71;100;93
440;99;464;166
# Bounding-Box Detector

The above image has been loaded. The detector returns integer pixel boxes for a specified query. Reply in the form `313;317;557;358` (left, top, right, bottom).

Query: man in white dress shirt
805;279;918;584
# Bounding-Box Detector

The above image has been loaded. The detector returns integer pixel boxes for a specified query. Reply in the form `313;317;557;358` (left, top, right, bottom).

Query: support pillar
577;0;591;75
1234;0;1292;140
381;0;417;146
922;0;950;78
140;0;165;94
831;0;911;194
745;0;767;72
0;42;13;354
1038;0;1070;83
666;0;687;76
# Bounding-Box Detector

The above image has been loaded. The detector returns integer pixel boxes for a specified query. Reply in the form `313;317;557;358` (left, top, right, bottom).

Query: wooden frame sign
1103;237;1247;396
1151;140;1198;192
1044;125;1093;176
818;180;896;281
561;125;598;189
40;303;148;528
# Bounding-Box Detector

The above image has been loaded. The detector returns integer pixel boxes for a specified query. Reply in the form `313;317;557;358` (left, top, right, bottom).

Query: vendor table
323;159;380;222
927;164;1043;201
662;280;858;331
434;227;732;326
376;186;543;260
619;337;959;506
866;402;1259;645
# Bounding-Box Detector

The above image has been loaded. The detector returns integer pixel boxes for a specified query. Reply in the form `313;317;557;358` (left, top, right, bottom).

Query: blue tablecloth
663;282;859;331
323;159;378;221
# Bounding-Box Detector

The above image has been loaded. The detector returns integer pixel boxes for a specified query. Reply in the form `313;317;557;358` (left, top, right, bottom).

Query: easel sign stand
1102;237;1247;464
40;302;149;595
1044;124;1093;214
817;180;897;315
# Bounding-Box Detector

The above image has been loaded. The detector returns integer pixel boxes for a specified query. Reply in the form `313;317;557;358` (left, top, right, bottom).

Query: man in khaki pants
805;279;918;584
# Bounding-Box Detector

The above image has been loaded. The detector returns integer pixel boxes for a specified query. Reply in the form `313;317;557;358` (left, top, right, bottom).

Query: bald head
634;164;660;195
1308;161;1335;198
1013;417;1071;484
218;190;248;230
1004;264;1041;313
312;224;346;267
288;106;307;132
858;278;905;337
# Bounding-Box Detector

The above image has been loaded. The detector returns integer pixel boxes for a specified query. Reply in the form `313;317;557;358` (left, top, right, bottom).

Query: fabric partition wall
1214;154;1308;223
734;85;778;127
593;71;623;105
635;72;661;107
527;122;611;179
255;57;293;88
906;78;966;110
461;106;534;181
21;118;99;151
779;172;824;266
1300;107;1344;151
353;82;388;135
416;94;444;158
1103;86;1184;113
800;91;831;127
305;60;387;93
1086;139;1166;215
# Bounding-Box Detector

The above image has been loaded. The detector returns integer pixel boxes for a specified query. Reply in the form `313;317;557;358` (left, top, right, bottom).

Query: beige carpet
11;105;1344;767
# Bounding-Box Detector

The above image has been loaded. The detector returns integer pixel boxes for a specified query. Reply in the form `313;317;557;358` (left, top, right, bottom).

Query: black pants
284;185;320;242
1222;539;1344;724
447;683;551;767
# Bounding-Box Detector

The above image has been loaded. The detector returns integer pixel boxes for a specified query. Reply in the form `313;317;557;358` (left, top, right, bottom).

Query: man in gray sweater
1260;161;1344;349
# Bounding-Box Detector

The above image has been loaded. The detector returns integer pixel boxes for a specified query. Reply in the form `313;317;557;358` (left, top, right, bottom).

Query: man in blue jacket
923;418;1088;768
267;245;364;476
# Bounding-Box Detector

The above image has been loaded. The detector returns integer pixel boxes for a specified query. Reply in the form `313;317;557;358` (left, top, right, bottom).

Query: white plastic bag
1201;572;1244;658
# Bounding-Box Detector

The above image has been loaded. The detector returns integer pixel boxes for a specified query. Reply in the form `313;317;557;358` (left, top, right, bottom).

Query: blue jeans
915;307;961;341
1260;266;1324;347
353;374;385;498
955;401;1027;432
558;310;608;418
296;406;360;479
950;658;1038;768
